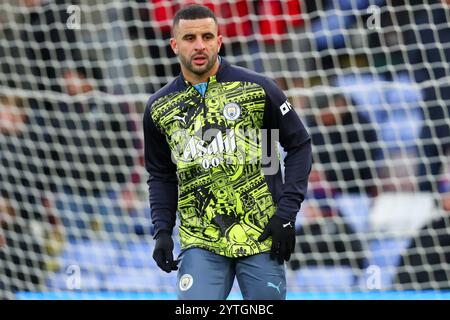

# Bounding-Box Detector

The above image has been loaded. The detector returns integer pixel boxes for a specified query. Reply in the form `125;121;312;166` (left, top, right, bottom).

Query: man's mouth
193;55;207;66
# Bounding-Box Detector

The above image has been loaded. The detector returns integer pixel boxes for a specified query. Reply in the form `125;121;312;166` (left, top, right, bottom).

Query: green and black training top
144;58;311;258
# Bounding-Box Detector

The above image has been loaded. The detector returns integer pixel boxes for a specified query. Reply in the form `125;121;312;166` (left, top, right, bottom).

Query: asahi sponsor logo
170;128;281;174
183;130;236;160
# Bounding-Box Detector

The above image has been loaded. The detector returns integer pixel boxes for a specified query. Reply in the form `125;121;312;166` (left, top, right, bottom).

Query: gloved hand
258;215;296;264
153;231;179;273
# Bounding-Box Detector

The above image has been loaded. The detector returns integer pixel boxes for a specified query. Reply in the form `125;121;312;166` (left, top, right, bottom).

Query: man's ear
170;38;178;55
217;34;223;53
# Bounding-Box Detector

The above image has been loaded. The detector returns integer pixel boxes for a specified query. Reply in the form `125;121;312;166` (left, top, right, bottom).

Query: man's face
170;18;222;80
63;70;93;96
0;196;15;227
0;98;26;135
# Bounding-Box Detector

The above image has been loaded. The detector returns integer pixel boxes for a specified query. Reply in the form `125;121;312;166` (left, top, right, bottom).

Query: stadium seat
104;268;166;291
118;240;156;269
364;238;411;289
293;266;357;290
158;270;178;290
335;194;372;233
369;192;438;233
118;238;181;269
57;240;120;272
46;270;105;291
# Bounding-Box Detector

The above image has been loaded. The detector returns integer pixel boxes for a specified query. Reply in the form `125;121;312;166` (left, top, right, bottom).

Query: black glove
258;215;296;264
153;231;179;273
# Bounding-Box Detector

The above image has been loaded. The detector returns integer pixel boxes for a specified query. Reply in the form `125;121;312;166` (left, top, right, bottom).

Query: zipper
187;78;210;119
202;78;211;119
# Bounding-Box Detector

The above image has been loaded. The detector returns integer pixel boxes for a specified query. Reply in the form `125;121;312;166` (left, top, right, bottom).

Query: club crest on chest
223;102;241;121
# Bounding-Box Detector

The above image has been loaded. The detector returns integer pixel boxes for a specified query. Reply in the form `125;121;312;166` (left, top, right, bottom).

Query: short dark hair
173;4;217;31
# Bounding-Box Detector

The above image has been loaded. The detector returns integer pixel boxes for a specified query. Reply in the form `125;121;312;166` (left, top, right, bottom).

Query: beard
179;51;218;77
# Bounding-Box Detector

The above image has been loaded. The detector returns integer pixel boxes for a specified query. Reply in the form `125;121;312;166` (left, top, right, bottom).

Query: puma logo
282;221;292;228
173;115;186;125
267;281;282;294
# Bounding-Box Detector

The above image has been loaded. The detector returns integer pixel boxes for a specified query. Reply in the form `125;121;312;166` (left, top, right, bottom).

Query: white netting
1;0;450;299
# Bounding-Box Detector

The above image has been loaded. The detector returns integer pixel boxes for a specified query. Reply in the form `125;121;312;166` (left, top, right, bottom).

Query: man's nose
194;37;206;51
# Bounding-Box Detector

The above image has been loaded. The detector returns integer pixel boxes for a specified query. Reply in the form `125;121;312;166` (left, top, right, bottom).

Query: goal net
1;0;449;299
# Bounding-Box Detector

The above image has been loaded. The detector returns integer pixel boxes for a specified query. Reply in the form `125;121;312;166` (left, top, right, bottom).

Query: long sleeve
262;79;312;222
143;104;178;238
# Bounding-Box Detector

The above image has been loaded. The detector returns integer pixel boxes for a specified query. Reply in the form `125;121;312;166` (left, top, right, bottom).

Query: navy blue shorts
176;248;286;300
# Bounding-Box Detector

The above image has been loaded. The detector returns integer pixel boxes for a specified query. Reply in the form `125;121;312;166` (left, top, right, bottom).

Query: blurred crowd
1;0;450;296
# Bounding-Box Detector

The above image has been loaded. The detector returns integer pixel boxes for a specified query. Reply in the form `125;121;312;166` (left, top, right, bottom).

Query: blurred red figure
258;0;303;44
149;0;253;38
